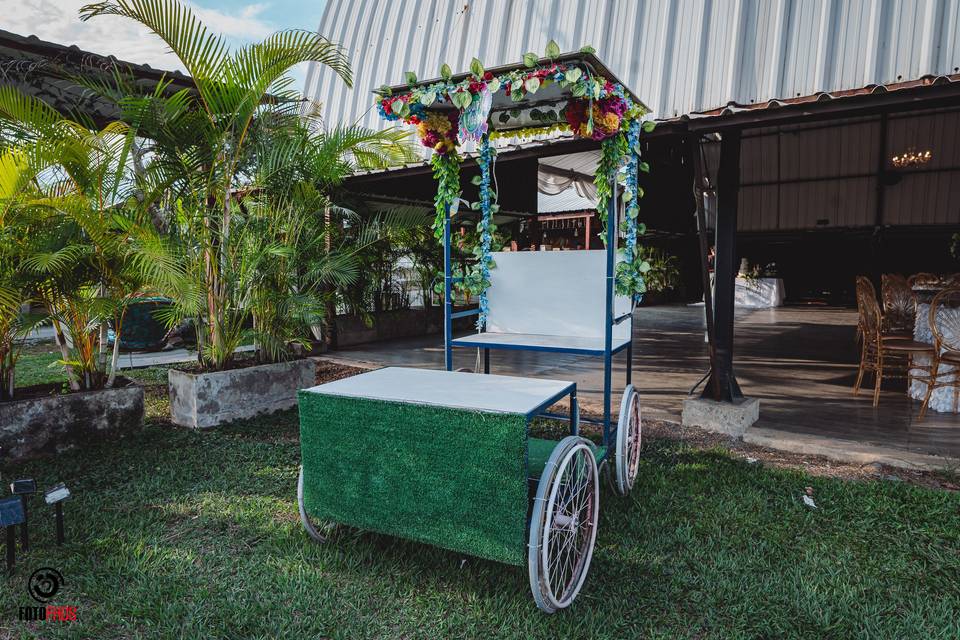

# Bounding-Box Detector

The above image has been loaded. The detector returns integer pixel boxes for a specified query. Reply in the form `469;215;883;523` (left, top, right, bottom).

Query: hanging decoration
475;134;495;328
459;86;493;144
430;151;461;239
615;119;651;302
375;44;655;302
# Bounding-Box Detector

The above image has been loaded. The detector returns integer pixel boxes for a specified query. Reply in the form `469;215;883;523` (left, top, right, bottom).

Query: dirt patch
314;359;366;385
1;376;139;403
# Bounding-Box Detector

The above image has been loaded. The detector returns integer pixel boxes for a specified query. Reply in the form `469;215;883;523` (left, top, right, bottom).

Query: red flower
483;71;494;81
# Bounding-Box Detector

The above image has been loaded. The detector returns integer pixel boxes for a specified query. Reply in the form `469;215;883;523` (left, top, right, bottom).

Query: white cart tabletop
302;367;574;416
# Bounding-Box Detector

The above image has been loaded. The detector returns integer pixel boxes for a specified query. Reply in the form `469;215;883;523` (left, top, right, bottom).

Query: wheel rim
616;387;642;495
540;442;599;609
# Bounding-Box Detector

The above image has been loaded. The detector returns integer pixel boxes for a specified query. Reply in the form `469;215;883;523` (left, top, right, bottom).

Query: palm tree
0;87;148;390
80;0;418;368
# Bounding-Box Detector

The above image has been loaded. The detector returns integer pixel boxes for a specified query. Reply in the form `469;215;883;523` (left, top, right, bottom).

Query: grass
2;351;960;639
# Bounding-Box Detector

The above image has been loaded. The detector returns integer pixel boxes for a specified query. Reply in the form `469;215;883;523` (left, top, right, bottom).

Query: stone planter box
0;382;144;461
168;359;315;428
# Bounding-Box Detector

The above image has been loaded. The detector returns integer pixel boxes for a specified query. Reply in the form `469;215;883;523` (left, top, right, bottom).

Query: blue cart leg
570;388;579;436
443;203;453;372
626;341;633;386
602;177;617;447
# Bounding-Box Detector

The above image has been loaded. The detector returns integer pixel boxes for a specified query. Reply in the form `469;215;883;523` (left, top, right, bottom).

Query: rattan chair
919;287;960;418
854;278;935;406
908;272;940;288
881;274;916;338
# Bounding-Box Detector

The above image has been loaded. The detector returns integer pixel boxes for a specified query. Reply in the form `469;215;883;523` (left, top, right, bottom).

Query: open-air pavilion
338;58;960;470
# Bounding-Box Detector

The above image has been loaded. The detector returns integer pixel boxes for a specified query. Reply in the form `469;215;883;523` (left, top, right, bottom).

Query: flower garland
417;112;459;155
475;134;494;329
376;46;656;301
615;119;649;301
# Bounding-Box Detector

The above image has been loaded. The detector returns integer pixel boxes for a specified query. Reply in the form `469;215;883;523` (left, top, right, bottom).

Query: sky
2;0;328;90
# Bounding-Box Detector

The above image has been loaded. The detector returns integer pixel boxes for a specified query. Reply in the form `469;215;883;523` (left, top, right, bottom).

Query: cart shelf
302;366;574;418
452;331;631;356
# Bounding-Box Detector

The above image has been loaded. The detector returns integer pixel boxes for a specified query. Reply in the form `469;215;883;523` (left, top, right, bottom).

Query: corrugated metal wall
735;108;960;230
305;0;960;129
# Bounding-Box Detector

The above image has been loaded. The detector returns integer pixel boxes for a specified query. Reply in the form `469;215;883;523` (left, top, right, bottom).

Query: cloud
192;2;274;41
2;0;281;73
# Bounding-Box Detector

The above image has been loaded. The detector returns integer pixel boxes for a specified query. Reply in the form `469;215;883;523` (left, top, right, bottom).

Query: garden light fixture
44;483;71;545
0;496;25;574
10;478;36;551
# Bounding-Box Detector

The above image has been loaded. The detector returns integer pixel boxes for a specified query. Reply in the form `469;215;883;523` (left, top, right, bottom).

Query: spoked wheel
297;466;337;542
614;385;642;496
528;436;600;613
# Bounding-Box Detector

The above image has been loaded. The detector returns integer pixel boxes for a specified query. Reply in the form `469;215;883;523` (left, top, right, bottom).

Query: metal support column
443;203;453;371
702;129;743;402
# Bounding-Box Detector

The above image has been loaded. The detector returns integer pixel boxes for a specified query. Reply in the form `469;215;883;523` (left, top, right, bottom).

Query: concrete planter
0;382;144;461
168;359;315;428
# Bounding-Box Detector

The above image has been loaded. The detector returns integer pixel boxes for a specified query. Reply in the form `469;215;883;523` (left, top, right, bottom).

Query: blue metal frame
442;170;633;457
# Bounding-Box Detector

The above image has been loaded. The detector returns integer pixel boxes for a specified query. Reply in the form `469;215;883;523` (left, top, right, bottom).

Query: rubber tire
527;436;600;613
614;385;642;496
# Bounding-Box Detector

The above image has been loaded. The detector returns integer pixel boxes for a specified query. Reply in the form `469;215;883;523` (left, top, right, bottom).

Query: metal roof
0;29;193;125
380;50;647;113
306;0;960;130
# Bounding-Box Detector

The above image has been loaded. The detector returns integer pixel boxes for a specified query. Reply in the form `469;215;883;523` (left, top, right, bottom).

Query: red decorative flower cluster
503;63;562;97
564;94;628;140
417;111;460;155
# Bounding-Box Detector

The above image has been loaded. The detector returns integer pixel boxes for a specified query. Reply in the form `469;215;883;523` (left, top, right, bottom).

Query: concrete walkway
27;325;254;369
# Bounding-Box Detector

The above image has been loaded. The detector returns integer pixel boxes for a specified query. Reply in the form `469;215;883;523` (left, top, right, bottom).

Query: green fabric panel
298;391;529;566
527;437;606;479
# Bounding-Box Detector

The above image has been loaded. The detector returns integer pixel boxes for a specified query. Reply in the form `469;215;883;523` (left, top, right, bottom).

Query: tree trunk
51;317;81;392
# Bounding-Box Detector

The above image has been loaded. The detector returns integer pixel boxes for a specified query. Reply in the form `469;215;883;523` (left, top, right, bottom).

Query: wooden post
702;129;744;402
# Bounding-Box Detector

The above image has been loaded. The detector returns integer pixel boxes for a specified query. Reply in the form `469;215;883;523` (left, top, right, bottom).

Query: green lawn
2;352;960;639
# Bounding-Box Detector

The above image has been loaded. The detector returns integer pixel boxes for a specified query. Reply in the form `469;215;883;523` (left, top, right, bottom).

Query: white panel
485;251;631;340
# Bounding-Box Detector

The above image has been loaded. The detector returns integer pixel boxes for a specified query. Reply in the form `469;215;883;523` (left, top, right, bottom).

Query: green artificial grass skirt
298;391;530;566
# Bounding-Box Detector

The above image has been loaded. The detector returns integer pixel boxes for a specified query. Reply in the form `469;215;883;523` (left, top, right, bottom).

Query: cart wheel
297;466;336;543
528;436;599;613
614;385;642;496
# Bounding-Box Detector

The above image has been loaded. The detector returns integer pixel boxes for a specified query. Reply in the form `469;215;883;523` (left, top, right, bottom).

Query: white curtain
537;169;598;201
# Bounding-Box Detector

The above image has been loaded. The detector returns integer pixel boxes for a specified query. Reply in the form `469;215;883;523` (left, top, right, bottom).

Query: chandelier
890;148;932;169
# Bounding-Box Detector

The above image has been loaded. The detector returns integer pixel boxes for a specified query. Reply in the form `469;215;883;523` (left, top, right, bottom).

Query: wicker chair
854;278;934;406
919;287;960;418
908;272;940;288
881;274;916;338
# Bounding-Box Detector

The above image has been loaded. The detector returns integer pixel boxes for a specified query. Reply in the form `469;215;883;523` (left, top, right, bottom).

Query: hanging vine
475;134;496;328
430;152;461;240
615;119;650;300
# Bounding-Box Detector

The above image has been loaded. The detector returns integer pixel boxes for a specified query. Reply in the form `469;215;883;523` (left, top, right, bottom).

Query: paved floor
329;304;960;465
